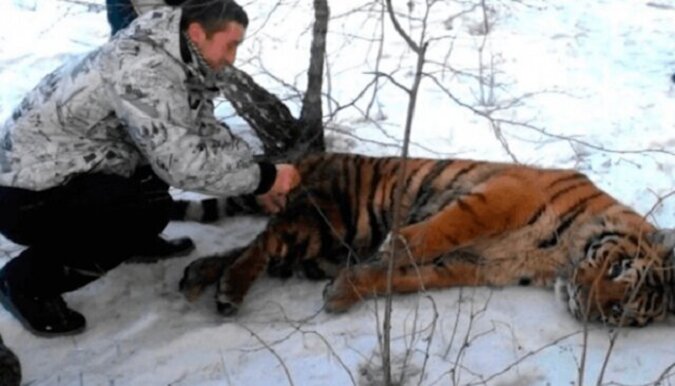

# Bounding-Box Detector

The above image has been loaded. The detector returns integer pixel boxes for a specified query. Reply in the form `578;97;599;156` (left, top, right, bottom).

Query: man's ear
186;22;207;45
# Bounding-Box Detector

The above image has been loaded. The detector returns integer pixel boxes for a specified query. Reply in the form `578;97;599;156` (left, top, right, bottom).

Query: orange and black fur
179;153;675;326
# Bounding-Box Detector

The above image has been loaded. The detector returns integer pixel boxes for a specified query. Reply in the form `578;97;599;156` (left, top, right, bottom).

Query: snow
1;0;674;385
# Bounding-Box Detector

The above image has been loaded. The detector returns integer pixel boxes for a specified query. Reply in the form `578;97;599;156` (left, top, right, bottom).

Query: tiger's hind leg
388;174;543;264
325;174;543;312
323;258;485;313
179;248;245;301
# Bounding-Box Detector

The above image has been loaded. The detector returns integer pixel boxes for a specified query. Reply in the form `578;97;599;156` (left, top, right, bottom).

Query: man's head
180;0;249;71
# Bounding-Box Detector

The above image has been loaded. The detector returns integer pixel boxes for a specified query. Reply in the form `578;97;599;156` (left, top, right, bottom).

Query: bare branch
238;324;295;386
384;0;421;53
56;0;105;12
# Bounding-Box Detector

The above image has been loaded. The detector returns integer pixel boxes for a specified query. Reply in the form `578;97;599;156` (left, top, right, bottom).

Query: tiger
178;152;675;327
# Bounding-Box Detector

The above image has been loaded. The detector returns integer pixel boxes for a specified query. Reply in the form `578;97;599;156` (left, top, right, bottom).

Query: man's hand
256;164;301;214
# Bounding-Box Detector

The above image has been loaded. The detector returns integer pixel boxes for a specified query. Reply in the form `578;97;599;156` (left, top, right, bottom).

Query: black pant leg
0;168;173;295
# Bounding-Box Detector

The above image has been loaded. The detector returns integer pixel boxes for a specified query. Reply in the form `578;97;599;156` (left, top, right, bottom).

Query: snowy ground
1;0;675;385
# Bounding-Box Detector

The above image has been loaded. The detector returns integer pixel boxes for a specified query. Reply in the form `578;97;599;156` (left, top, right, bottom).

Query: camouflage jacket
0;7;274;196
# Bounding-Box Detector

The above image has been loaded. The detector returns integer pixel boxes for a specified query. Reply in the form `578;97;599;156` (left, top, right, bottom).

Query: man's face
192;21;245;71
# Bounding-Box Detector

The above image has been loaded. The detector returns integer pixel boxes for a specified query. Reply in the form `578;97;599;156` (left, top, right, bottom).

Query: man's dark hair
180;0;249;36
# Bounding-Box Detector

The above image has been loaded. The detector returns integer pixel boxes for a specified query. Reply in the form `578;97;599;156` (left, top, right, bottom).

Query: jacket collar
116;7;216;85
181;31;218;81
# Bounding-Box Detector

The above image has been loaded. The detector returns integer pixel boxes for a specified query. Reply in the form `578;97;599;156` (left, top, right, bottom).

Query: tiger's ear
648;229;675;252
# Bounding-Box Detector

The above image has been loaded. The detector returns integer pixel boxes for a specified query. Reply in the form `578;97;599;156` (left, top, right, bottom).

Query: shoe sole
125;243;197;264
0;285;86;338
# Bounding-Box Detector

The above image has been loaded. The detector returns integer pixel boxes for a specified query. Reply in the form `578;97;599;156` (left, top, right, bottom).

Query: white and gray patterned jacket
130;0;173;15
0;7;274;196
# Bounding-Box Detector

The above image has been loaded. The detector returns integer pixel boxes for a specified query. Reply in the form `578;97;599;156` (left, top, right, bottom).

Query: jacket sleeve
102;52;273;197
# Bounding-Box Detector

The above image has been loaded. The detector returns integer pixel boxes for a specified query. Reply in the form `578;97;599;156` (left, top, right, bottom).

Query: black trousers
0;167;173;296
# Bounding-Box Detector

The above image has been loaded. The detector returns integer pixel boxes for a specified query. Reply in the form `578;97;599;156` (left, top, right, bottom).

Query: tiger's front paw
179;258;219;302
179;254;237;302
322;271;362;313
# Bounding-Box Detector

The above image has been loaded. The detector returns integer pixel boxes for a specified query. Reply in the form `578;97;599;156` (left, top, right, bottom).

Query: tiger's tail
170;195;262;223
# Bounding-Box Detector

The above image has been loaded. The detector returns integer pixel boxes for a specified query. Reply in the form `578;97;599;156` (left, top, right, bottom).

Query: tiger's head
556;228;675;327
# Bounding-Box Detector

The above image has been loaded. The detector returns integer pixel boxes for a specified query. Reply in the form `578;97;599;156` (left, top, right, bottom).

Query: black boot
0;333;21;386
0;269;86;337
127;235;195;263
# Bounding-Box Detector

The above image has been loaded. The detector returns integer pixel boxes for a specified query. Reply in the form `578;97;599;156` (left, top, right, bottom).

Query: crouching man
0;0;299;336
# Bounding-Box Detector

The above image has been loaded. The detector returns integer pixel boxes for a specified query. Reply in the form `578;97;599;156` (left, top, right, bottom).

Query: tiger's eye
608;262;623;279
